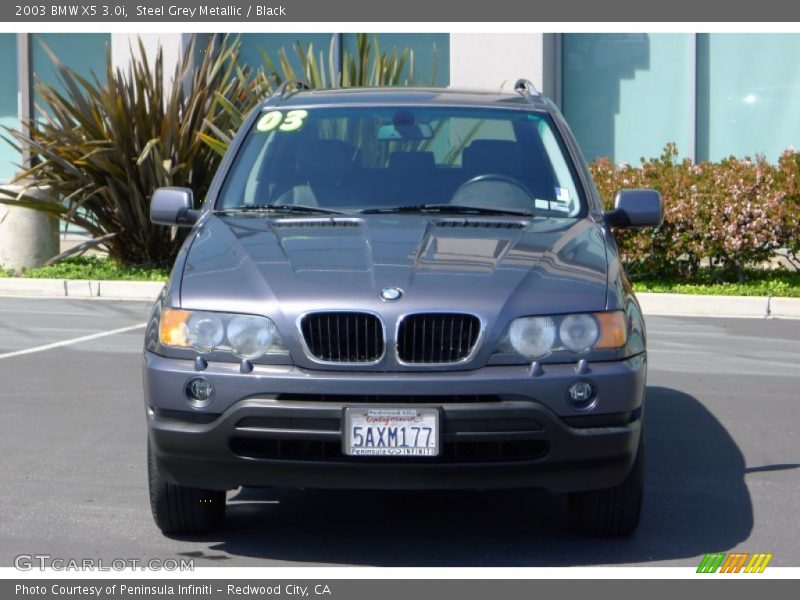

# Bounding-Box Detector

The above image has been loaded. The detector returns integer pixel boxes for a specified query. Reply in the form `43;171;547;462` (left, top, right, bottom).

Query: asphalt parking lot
1;297;798;567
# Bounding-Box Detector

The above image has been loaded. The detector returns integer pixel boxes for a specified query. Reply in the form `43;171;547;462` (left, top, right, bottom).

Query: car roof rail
274;80;312;100
514;78;541;101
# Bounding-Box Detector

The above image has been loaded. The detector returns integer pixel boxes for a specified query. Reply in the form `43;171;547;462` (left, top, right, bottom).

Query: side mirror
604;189;663;228
150;187;199;227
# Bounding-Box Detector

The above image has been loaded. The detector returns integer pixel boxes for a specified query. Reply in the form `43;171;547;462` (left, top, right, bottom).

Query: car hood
179;214;609;319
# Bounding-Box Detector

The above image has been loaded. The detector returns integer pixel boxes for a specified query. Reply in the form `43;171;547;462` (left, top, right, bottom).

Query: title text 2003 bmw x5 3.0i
144;80;663;537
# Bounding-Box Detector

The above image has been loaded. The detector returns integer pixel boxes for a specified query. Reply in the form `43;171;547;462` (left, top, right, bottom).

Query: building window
31;33;110;114
562;33;694;164
0;34;19;182
697;33;800;162
29;34;109;234
562;33;800;164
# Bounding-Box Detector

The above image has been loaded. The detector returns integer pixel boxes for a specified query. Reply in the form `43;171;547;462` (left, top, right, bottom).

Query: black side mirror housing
150;187;200;227
604;189;663;228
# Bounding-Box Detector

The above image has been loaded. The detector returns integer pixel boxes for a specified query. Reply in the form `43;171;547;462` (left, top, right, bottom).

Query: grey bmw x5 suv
144;80;662;537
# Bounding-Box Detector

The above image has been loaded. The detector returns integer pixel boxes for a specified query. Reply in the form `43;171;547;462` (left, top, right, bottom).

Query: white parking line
0;322;146;360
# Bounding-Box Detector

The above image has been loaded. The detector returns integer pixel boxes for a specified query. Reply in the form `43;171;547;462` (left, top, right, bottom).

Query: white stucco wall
448;33;558;101
110;33;186;77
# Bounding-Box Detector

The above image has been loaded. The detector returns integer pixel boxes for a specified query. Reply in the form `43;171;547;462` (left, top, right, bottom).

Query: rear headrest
388;151;436;172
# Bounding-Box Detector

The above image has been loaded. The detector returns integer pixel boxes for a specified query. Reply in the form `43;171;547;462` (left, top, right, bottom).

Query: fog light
186;377;214;407
567;380;597;410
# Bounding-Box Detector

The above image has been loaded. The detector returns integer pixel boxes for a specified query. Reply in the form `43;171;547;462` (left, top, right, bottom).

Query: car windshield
216;105;585;217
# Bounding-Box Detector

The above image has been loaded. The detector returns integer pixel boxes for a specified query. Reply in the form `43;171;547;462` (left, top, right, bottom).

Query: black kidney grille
301;312;384;363
397;313;481;363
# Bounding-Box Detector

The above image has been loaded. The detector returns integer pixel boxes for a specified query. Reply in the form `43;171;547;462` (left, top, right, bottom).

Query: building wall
110;33;185;75
3;32;800;182
696;33;800;162
562;33;696;164
0;33;110;184
562;33;800;164
449;33;559;99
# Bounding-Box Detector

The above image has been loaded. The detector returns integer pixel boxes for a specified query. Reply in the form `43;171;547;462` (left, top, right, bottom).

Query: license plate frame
342;406;440;457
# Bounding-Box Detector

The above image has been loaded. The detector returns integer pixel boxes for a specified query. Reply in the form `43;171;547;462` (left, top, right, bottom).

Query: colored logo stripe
697;553;726;573
697;552;773;573
720;553;749;573
744;554;773;573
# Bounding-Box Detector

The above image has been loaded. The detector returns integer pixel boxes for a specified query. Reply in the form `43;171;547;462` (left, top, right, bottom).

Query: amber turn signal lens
159;308;191;347
593;311;628;349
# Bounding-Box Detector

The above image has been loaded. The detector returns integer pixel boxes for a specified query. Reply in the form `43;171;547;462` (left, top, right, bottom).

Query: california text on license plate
343;407;440;457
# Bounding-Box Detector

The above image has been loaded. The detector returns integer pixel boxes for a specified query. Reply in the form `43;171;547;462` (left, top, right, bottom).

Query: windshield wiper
215;204;348;216
359;203;533;217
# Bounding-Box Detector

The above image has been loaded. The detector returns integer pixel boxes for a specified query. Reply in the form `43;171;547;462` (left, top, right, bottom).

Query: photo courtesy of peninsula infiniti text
143;79;663;537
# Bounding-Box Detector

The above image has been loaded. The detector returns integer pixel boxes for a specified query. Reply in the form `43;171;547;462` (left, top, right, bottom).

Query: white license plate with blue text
344;407;439;457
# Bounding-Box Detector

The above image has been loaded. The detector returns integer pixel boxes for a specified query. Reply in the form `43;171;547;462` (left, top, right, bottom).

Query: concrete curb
767;296;800;319
637;292;800;318
640;293;759;318
0;279;798;318
0;278;164;300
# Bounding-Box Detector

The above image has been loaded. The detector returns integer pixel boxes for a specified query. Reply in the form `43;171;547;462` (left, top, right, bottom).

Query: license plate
343;407;439;457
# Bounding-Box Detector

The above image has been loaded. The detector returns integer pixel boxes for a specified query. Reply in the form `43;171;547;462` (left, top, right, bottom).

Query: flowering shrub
776;149;800;266
590;145;800;278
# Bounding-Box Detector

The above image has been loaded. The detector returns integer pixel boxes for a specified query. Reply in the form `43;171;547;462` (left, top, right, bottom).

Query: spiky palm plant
0;33;434;267
201;33;431;155
0;35;251;266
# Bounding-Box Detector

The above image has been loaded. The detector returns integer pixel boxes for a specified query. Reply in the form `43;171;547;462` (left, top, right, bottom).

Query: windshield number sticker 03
256;110;309;133
344;408;440;457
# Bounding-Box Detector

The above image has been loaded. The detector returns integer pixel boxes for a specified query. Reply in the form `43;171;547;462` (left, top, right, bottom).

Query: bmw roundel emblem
380;287;403;301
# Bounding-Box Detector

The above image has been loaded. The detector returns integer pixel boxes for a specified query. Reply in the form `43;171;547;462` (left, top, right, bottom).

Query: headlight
159;308;287;358
506;316;557;358
186;313;224;353
497;311;627;359
226;314;282;358
559;314;599;353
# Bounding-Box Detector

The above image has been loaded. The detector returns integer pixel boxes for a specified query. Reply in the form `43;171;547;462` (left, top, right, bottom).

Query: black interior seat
461;139;558;201
295;139;360;206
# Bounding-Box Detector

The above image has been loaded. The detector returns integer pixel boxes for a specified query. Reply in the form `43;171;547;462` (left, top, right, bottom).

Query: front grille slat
457;316;464;357
411;318;417;362
447;314;453;362
374;315;379;358
354;316;361;357
398;313;480;364
345;316;351;359
335;317;341;362
326;315;332;361
438;315;444;362
421;318;427;363
301;312;383;363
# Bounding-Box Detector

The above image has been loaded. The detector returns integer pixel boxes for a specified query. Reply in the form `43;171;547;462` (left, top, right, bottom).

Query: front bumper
144;352;646;493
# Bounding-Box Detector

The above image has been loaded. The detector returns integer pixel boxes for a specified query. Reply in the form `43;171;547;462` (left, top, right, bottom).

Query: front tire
148;440;225;534
567;428;644;537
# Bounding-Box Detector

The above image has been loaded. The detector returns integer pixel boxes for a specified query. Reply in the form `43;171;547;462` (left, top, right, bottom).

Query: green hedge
590;144;800;279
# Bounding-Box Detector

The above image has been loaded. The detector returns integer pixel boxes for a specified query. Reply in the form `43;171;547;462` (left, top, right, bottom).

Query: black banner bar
2;0;800;23
3;579;797;600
